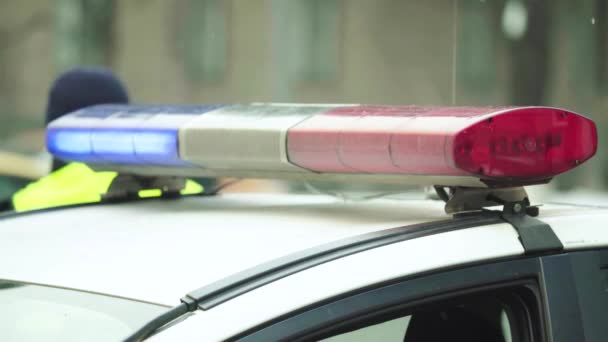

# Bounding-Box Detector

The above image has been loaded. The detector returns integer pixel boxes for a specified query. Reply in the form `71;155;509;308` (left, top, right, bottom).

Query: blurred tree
0;31;16;136
0;10;51;140
282;0;340;84
271;0;340;101
54;0;116;72
554;0;603;190
506;0;551;106
457;0;500;104
596;0;607;92
177;0;228;85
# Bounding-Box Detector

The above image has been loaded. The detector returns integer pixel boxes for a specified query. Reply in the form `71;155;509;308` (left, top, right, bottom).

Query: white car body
1;193;607;341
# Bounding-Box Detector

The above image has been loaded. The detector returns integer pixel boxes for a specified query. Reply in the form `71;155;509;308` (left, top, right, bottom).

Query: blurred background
0;0;606;200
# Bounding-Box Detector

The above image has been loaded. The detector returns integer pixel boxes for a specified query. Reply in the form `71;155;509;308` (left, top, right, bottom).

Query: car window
0;280;167;342
319;297;518;342
322;311;513;342
240;259;545;342
321;316;411;342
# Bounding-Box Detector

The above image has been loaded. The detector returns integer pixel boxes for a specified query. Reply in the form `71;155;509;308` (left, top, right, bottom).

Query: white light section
180;104;333;171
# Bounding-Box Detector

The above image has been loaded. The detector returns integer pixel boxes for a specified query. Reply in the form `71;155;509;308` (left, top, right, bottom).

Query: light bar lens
47;104;598;186
451;108;597;181
47;128;184;165
286;106;509;175
48;130;92;156
286;106;597;183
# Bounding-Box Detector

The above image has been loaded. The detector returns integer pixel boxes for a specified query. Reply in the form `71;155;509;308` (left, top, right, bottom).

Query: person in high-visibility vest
11;67;202;212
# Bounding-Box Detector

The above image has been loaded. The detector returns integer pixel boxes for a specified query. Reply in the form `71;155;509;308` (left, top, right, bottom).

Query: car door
237;252;607;342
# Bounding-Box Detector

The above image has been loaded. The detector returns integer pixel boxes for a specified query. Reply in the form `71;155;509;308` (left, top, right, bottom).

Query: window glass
0;280;167;341
322;316;411;342
319;296;524;342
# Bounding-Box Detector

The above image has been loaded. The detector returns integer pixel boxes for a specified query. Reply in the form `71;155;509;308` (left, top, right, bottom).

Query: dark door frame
236;250;608;342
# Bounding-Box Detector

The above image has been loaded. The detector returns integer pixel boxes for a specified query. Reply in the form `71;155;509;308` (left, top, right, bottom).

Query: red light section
451;107;597;180
287;106;597;184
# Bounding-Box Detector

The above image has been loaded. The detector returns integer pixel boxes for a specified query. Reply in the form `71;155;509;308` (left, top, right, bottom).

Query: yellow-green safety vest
12;163;203;212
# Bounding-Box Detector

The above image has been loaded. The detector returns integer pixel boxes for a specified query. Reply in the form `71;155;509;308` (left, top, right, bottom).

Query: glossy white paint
149;202;608;341
149;222;524;341
2;193;608;341
541;203;608;250
0;194;448;306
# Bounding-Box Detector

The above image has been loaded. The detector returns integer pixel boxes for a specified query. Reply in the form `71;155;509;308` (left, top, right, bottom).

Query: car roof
153;195;608;342
0;193;607;308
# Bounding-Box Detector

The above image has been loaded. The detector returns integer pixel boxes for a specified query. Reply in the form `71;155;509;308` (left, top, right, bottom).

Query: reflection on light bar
46;103;598;187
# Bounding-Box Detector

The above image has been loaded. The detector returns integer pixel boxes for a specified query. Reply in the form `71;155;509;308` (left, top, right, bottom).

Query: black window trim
184;213;504;311
236;249;608;342
304;281;542;342
127;212;508;342
236;250;608;342
133;208;561;341
234;257;546;341
540;250;608;342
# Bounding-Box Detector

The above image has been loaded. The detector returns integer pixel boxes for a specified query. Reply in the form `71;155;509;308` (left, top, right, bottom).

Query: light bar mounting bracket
436;186;530;214
103;174;186;200
437;186;563;254
499;200;563;254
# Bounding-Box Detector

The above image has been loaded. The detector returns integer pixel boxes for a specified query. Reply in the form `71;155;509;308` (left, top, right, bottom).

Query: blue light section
47;128;185;166
90;130;138;164
91;131;135;154
47;129;96;162
49;130;91;154
134;131;175;153
134;130;183;165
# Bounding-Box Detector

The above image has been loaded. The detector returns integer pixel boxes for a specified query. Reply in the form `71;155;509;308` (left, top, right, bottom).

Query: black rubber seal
184;213;503;310
236;258;543;342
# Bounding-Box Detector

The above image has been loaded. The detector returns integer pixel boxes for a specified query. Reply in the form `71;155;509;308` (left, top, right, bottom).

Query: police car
0;103;605;342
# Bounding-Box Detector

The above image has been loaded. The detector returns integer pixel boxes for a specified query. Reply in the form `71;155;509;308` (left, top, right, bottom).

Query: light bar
47;103;598;187
47;128;180;165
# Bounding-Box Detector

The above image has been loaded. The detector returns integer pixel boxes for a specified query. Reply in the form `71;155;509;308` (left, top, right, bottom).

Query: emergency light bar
46;103;597;188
